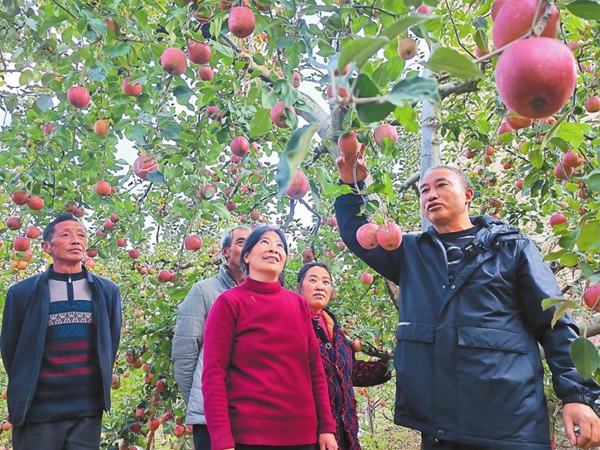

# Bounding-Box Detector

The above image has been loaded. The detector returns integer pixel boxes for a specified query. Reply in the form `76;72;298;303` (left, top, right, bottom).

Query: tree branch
439;79;480;100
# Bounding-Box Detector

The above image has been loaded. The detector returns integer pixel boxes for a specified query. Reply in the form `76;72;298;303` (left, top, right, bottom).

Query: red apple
491;0;508;21
492;0;559;49
185;235;202;251
116;238;127;247
373;124;398;148
206;106;221;121
562;150;583;168
336;241;346;251
67;86;90;109
338;131;361;157
128;249;140;259
584;96;600;113
130;421;141;434
360;272;374;285
375;223;403;250
122;77;142;97
110;213;119;223
187;41;211;64
505;111;533;130
270;102;296;128
583;284;600;312
94;120;109;136
87;248;98;258
199;184;216;199
292;72;302;88
285;170;309;199
198;67;214;81
516;179;524;189
497;122;513;135
356;223;379;250
495;38;576;119
41;123;55;134
161;48;187;76
416;4;431;14
148;418;160;431
103;220;114;231
464;149;476;159
554;163;573;180
231;136;249;157
173;424;186;437
161;411;174;423
94;181;112;196
398;38;418;60
133;155;158;181
158;270;172;283
13;237;30;252
25;226;40;239
11;190;28;205
156;379;168;393
27;196;44;210
549;213;568;227
228;6;256;39
350;339;364;352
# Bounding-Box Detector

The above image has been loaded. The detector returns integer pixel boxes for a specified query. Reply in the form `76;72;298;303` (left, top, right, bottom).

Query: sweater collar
242;277;282;294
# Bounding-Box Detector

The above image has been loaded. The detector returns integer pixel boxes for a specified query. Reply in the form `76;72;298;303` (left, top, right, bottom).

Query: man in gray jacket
172;226;249;450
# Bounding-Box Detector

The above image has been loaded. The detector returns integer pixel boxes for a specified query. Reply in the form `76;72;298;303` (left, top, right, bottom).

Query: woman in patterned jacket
297;262;392;450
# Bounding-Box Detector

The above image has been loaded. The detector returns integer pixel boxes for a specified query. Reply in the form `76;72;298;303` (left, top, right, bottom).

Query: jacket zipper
67;275;74;306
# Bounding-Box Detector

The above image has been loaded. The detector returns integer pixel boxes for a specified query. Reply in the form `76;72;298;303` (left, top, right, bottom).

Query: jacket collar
218;264;238;288
42;264;95;283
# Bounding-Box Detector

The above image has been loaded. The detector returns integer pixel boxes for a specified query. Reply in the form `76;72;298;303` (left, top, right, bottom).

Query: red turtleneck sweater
202;277;336;450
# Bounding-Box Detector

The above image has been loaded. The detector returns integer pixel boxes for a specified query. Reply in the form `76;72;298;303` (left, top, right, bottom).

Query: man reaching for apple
334;149;600;450
0;214;122;449
172;226;250;450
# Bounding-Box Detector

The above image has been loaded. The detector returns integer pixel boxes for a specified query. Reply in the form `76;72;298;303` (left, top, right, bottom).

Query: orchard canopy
0;0;599;447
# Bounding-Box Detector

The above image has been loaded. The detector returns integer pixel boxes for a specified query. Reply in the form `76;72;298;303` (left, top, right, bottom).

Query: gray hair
423;165;473;190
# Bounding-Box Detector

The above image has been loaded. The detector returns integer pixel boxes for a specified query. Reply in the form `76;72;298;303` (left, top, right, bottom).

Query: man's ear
41;241;50;255
465;187;474;205
221;246;230;261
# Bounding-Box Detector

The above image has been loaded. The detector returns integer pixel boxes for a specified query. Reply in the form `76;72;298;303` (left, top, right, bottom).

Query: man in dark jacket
334;155;600;450
171;226;249;450
0;214;121;450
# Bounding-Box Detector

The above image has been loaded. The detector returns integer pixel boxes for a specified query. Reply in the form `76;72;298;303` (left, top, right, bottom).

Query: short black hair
297;262;332;286
240;226;288;276
43;214;84;242
221;226;250;249
423;165;473;190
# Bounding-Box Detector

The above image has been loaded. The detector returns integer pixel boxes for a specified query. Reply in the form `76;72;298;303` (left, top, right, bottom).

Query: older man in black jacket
1;214;121;450
334;153;600;450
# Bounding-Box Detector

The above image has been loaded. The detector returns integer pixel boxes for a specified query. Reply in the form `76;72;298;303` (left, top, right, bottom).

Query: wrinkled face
419;169;473;229
243;231;287;281
299;266;333;313
42;221;87;264
223;228;250;273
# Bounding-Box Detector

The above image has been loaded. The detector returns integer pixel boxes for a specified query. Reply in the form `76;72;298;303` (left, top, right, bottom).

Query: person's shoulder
8;271;45;294
90;272;120;291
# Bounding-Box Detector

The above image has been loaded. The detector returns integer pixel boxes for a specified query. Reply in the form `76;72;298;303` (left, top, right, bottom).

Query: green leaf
19;70;33;85
161;124;180;140
385;76;440;105
211;40;235;59
147;171;166;184
2;0;20;17
566;0;600;20
577;220;600;253
379;14;429;40
339;37;390;72
551;300;579;328
276;37;295;49
423;47;483;80
106;42;131;57
571;337;600;379
275;123;320;195
249;109;273;138
173;85;194;101
88;66;106;82
354;73;396;123
555;122;585;148
529;148;543;169
582;169;600;193
541;297;571;310
35;95;53;111
560;252;580;267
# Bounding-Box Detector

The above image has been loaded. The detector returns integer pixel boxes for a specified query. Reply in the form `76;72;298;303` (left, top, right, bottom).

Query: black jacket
335;190;600;449
0;266;122;426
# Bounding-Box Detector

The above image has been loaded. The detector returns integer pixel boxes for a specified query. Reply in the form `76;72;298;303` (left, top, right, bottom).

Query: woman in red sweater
202;226;338;450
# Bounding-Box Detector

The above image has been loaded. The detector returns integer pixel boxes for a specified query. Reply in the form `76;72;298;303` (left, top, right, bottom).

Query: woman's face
299;266;333;313
243;231;287;282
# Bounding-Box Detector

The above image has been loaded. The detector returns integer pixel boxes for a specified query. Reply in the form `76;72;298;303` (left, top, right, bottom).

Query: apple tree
0;0;599;447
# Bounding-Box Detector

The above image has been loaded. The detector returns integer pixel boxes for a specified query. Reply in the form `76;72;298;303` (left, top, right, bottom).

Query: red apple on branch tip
554;163;573;180
301;248;314;264
375;223;403;250
187;41;211;64
173;424;186;437
336;241;346;251
128;249;139;259
416;4;431;14
13;237;30;252
584;96;600;113
292;72;302;88
360;272;374;285
94;120;109;136
161;411;174;423
356;223;379;249
103;220;114;231
156;379;168;393
122;77;142;97
130;421;141;434
584;284;600;312
27;196;44;210
41;123;55;134
231;136;249;157
206;106;221;121
158;270;172;283
161;48;187;76
338;131;361;157
464;149;475;159
270;102;295;128
502;161;512;170
135;407;146;419
228;6;256;39
398;38;418;60
199;184;216;199
198;67;214;81
505;111;532;130
485;146;494;156
94;181;112;196
373;124;398;148
285;170;309;199
334;63;351;77
25;226;40;239
116;238;127;247
549;213;568;227
495;38;576;119
516;179;524;190
110;213;119;223
492;0;559;49
497;122;513;135
87;249;98;258
148;418;160;431
11;190;28;205
250;209;261;221
185;235;202;251
67;86;91;109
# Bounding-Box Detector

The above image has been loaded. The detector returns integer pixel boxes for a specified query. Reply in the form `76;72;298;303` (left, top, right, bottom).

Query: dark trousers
12;415;102;450
236;445;318;450
422;433;494;450
193;424;211;450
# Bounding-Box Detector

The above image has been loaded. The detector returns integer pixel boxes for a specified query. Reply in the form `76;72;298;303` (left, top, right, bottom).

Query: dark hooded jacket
0;266;121;426
335;189;599;450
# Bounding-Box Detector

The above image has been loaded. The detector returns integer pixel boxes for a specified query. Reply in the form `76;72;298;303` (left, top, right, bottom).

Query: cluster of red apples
356;222;403;251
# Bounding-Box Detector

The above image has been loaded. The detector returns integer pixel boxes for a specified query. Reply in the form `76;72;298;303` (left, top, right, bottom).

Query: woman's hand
318;432;338;450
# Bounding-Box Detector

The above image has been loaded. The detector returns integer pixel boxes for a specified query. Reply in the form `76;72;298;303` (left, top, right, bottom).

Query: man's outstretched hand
336;144;368;185
563;402;600;449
